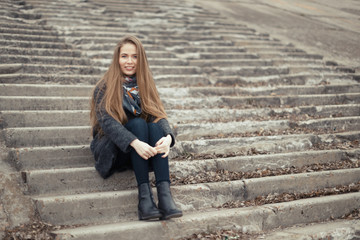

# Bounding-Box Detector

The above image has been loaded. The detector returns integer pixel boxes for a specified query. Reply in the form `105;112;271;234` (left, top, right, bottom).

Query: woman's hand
130;139;157;160
155;135;172;158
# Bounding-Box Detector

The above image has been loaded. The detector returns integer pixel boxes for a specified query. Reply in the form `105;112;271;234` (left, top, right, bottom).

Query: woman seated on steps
89;35;182;221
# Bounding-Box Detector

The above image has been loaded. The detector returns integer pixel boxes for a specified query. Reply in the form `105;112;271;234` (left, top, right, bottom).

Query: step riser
0;40;70;49
52;193;360;240
5;117;360;147
0;55;188;67
8;145;92;171
0;55;91;66
2;104;359;128
9;65;104;75
3;127;92;147
57;193;360;240
0;74;99;84
0;85;93;97
190;59;322;67
175;132;358;157
3;84;358;97
176;118;360;140
34;169;360;225
220;94;360;109
0;33;64;43
0;97;91;111
4;93;358;111
217;74;360;86
22;148;358;195
28;168;138;196
0;47;81;57
0;111;91;128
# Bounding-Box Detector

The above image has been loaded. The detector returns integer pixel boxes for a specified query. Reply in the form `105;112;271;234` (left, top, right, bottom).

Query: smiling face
119;43;137;76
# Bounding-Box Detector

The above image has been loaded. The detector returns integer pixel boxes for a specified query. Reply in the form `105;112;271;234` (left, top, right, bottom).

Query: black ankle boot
156;181;183;220
138;183;162;220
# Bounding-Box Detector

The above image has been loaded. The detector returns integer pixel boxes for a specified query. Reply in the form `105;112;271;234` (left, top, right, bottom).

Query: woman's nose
127;57;134;63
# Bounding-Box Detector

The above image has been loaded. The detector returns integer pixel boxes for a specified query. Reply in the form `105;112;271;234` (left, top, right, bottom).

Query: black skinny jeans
125;118;170;186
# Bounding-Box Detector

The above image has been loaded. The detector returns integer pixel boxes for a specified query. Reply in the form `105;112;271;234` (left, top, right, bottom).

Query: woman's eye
133;56;137;59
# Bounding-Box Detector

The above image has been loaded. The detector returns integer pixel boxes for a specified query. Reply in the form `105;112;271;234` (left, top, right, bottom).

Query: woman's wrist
166;134;172;145
130;139;140;148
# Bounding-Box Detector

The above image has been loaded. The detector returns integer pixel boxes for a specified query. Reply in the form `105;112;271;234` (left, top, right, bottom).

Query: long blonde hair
90;35;167;130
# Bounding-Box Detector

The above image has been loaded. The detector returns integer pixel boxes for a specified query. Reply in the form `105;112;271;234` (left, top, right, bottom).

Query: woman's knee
148;122;164;143
125;118;147;131
125;118;149;140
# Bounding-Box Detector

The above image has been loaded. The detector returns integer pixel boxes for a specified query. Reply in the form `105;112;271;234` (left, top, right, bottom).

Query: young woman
90;35;182;221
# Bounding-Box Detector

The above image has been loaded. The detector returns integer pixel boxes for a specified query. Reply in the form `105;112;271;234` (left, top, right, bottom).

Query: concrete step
0;39;71;49
2;104;359;128
0;72;211;85
22;147;360;196
259;53;324;60
234;39;293;47
92;57;188;67
85;49;177;59
3;126;92;147
0;46;82;57
0;54;92;66
0;73;99;84
7;144;92;171
216;73;360;86
0;26;59;36
189;58;324;67
0;84;93;97
51;192;360;240
0;63;104;75
0;33;65;43
12;125;358;169
2;84;358;98
175;116;360;140
4;116;359;147
168;104;360;124
187;52;259;60
0;96;91;111
163;93;360;109
176;131;360;157
0;22;53;31
259;219;360;240
1;92;359;111
209;66;334;77
1;52;186;67
245;45;306;53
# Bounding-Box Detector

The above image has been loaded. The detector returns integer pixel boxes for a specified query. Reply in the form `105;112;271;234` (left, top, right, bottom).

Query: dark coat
90;86;175;179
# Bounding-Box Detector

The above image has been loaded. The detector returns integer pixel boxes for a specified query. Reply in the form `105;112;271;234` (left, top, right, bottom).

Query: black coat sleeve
94;87;137;153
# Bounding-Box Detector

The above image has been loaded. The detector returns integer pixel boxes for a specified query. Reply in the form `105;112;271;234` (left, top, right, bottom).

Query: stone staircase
1;0;360;239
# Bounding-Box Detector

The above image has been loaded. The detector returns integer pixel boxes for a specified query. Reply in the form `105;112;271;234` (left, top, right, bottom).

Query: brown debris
180;229;262;240
179;208;360;240
174;138;359;161
170;159;360;186
198;126;346;140
3;221;58;240
220;182;360;209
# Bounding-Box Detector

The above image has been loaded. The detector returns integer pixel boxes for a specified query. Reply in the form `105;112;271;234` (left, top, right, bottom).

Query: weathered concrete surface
53;192;360;240
193;0;360;72
260;219;360;240
0;139;35;238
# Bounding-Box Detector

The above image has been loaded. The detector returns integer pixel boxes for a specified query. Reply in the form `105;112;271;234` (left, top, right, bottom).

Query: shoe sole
160;212;183;220
139;213;163;220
